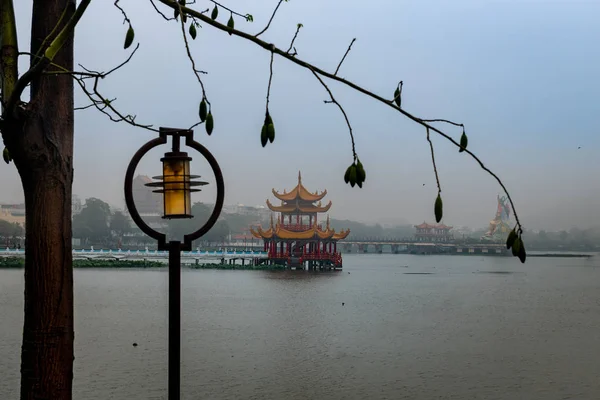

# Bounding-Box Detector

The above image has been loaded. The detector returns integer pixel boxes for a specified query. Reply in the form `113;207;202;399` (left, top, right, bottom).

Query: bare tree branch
153;0;525;231
255;0;285;37
3;0;91;118
286;23;302;55
334;38;356;76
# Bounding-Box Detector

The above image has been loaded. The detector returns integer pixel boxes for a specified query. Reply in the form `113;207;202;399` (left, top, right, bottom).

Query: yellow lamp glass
162;156;191;218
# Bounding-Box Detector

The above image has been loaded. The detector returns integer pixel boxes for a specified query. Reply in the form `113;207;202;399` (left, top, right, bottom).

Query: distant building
223;203;271;221
414;222;454;242
0;203;25;226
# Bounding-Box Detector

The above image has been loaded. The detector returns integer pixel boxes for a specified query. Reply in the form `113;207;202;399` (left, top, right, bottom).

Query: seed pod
357;180;363;188
205;112;214;135
459;131;468;153
393;87;401;107
265;111;273;126
174;8;180;20
356;159;366;183
227;15;234;35
261;124;268;147
344;166;352;184
511;237;521;257
267;123;275;143
517;240;527;263
2;147;11;164
506;229;517;249
199;98;207;122
124;25;135;49
434;193;443;223
211;5;218;20
349;165;357;187
189;23;197;40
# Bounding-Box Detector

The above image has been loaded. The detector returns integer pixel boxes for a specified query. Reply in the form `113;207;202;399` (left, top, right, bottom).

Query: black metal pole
168;241;181;400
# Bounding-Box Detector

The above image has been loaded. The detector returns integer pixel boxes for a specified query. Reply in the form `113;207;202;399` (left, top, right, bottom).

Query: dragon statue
481;195;512;241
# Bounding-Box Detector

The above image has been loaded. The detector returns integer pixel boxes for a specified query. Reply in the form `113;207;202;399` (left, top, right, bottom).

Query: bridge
0;248;268;263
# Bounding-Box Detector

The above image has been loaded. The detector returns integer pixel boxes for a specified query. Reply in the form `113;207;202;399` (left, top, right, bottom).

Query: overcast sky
2;0;599;231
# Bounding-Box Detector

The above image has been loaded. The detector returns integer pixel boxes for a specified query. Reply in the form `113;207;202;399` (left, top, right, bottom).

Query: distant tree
110;210;132;238
559;230;569;242
203;219;230;243
72;198;112;245
166;202;212;242
0;219;23;238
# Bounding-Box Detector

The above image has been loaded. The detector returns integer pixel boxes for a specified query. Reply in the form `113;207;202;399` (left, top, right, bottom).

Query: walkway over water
0;248;268;261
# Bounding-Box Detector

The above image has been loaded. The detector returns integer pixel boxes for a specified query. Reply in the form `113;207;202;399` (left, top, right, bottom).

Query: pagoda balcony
279;223;324;232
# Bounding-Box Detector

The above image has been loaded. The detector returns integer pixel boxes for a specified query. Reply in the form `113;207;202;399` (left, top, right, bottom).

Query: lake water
1;254;600;400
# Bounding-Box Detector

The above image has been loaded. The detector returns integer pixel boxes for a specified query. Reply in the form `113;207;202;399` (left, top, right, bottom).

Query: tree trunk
14;1;76;399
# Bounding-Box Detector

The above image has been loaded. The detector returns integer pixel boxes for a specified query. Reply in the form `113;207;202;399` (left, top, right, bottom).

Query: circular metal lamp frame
124;128;225;251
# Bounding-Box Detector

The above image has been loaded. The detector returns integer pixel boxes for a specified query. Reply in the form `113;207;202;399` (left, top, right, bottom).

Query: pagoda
250;172;350;270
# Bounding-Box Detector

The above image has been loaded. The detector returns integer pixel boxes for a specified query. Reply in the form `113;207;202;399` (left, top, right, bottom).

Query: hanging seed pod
174;8;180;20
434;193;443;223
124;25;135;49
356;159;366;184
227;15;235;35
199;98;207;122
349;164;357;187
517;240;527;263
189;23;197;40
506;229;517;249
267;123;275;143
260;124;268;147
205;112;214;135
3;147;11;164
393;87;401;107
459;131;468;153
344;166;352;184
211;5;219;20
511;237;521;257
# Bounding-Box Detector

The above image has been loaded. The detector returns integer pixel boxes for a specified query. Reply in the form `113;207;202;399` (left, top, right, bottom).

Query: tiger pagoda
250;172;350;270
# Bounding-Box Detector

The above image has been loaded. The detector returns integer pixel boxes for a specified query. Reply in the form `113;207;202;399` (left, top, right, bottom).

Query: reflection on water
1;254;600;399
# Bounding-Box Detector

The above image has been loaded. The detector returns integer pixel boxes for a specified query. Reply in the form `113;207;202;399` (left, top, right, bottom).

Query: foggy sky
2;0;599;231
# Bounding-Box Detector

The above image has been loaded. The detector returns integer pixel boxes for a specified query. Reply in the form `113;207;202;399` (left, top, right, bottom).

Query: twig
286;23;302;54
33;2;70;59
421;119;464;128
114;0;130;25
426;128;441;193
209;1;249;20
255;0;285;37
310;68;356;160
265;52;274;112
155;1;525;232
334;38;355;76
149;0;175;21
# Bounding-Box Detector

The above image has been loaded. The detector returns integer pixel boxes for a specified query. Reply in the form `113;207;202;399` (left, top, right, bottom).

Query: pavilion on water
250;172;350;269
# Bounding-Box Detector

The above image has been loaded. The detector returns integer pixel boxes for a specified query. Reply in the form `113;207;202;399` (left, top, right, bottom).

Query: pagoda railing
279;223;323;232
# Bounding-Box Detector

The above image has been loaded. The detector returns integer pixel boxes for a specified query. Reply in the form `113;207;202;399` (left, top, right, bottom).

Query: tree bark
12;1;76;399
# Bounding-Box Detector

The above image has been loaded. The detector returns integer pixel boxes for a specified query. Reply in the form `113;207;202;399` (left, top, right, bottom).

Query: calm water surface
1;254;600;399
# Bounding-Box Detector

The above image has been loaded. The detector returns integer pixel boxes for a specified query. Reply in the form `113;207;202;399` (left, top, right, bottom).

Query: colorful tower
250;172;350;269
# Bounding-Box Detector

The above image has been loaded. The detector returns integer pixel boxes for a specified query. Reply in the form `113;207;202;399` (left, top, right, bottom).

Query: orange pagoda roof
272;171;328;203
250;216;350;241
266;199;332;214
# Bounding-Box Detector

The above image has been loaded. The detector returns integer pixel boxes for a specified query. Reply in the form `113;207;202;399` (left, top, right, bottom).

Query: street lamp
124;127;225;400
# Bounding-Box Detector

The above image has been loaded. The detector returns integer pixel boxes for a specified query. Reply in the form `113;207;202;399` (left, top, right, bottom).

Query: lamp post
124;127;225;400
